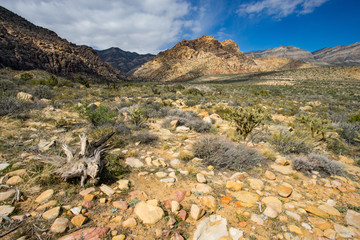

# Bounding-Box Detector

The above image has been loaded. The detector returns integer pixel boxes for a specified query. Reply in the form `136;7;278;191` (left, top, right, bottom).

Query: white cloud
237;0;328;19
0;0;201;53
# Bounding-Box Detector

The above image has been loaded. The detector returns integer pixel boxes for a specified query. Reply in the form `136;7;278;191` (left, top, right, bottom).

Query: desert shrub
134;132;158;144
76;103;116;126
193;135;263;171
32;85;53;99
226;105;271;141
114;122;132;136
349;112;360;123
20;72;33;82
269;129;313;154
337;122;360;146
185;99;198;107
0;79;16;92
129;106;147;126
183;88;204;96
296;114;332;140
75;76;90;87
100;154;130;184
0;95;30;116
162;111;211;133
292;153;343;176
47;75;58;87
178;150;194;161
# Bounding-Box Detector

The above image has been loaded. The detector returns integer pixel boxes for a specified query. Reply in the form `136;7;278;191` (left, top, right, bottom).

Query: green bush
32;85;53;99
296;114;332;140
292;153;343;176
20;72;33;82
134;132;158;144
185;99;198;107
226;105;271;140
47;75;58;87
183;88;204;96
76;103;116;126
193;135;263;171
269;129;313;154
129;106;147;126
0;79;16;92
0;95;30;116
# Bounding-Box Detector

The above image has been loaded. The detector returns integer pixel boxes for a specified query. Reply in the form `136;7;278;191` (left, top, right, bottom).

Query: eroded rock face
132;35;258;82
0;6;123;82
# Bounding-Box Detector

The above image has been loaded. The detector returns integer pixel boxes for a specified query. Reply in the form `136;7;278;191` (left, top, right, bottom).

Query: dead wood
54;131;114;187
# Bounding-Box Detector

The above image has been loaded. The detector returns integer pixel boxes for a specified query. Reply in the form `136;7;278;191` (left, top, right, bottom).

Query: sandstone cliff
131;35;258;82
0;6;124;82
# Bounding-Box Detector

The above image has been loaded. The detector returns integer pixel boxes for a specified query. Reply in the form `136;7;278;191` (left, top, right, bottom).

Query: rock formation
131;35;258;82
0;6;124;82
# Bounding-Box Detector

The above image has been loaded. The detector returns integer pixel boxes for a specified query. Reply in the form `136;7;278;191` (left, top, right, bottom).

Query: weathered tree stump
55;131;114;187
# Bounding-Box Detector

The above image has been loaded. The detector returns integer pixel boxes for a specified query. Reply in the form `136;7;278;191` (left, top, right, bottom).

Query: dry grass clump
292;153;343;176
193;135;263;171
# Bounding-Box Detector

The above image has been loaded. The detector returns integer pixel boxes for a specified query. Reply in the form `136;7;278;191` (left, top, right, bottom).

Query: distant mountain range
0;6;358;83
245;42;360;66
96;48;154;75
0;6;123;82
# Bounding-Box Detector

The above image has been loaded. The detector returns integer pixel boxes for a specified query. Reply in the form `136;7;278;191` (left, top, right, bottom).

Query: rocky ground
0;102;360;240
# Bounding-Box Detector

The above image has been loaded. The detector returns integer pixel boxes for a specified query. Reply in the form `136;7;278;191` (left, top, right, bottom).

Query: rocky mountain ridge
246;43;360;66
0;6;123;82
131;35;311;82
97;48;155;76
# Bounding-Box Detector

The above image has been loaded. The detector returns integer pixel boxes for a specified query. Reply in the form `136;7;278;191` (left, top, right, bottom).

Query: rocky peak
0;6;124;82
132;35;257;82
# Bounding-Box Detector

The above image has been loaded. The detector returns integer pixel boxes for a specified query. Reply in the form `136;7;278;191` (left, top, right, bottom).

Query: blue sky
1;0;359;53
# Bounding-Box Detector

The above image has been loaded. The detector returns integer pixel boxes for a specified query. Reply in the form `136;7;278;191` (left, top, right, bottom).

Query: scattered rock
248;178;264;191
6;176;23;185
270;164;294;175
231;191;260;207
230;172;249;181
345;210;360;229
171;201;181;212
35;189;54;203
134;201;164;224
100;184;115;196
50;218;69;233
70;207;82;215
58;227;110;240
285;210;301;221
176;126;190;133
0;163;10;171
190;204;205;220
155;172;168;178
226;181;243;191
196;173;207;183
278;184;293;198
193;215;229;240
178;209;187;221
318;204;341;216
125;157;144;168
229;227;244;240
79;187;95;197
0;205;15;216
193;184;213;194
174;190;186;202
288;224;303;235
112;235;126;240
8;169;26;176
264;207;279;218
0;189;16;201
113;201;128;210
275;157;290;166
82;201;95;209
118;180;130;190
308;217;332;230
160;177;176;183
334;223;355;238
251;213;264;225
42;206;60;220
305;205;329;218
36;200;58;211
71;214;86;227
200;195;217;211
264;170;276;180
123;217;137;227
261;196;282;213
